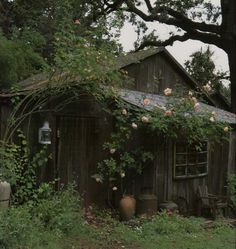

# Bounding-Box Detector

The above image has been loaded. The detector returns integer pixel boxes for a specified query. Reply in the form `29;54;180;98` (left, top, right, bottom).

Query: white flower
188;91;193;96
143;98;151;105
112;186;118;191
224;126;229;132
164;88;172;96
120;172;125;178
110;148;116;154
141;116;149;123
131;122;138;129
194;103;201;112
210;116;215;122
203;83;212;92
121;109;128;116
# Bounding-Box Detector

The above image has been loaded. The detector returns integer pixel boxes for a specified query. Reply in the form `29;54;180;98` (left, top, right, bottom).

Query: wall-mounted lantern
38;121;51;144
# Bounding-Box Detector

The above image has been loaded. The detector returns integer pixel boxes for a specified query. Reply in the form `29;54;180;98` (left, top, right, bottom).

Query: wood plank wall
122;53;190;94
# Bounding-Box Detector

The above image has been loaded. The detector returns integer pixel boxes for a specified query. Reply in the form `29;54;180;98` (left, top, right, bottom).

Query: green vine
0;130;51;205
93;89;231;191
227;174;236;210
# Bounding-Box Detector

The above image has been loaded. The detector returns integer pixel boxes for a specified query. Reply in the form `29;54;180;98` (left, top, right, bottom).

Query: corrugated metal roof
119;89;236;124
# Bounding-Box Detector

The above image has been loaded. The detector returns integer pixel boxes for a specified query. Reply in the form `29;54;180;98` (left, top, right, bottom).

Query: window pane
176;166;186;176
187;165;197;175
188;145;197;153
176;144;186;153
174;141;208;179
200;142;207;151
196;163;207;174
198;152;207;163
176;154;187;164
188;153;197;164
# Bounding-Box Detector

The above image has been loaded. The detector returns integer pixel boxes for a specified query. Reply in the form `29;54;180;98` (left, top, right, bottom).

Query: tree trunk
225;1;236;175
226;47;236;175
228;131;236;174
227;48;236;114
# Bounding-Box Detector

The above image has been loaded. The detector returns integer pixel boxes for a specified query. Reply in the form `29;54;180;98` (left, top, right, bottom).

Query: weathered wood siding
51;97;113;206
123;53;191;94
207;142;229;196
0;103;12;140
148;136;228;214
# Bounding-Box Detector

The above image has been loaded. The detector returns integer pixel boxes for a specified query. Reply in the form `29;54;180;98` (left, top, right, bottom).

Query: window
174;141;208;179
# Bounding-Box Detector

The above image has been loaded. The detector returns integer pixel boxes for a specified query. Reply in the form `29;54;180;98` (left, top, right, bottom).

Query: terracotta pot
119;195;136;221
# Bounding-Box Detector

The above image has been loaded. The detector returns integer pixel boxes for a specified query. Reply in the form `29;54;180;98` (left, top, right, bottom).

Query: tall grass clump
0;185;84;249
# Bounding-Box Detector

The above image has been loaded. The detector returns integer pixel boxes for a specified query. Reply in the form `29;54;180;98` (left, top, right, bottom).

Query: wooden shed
0;47;235;213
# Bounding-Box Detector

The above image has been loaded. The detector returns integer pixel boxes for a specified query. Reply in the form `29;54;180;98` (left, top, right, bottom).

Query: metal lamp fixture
38;121;51;144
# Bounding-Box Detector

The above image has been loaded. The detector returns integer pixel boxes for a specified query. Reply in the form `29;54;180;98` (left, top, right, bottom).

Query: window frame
173;141;208;179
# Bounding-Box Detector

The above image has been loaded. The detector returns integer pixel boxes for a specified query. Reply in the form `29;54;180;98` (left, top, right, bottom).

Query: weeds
0;194;234;249
0;186;84;249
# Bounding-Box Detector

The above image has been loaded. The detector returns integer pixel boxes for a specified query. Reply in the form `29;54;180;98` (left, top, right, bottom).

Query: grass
0;189;235;249
78;210;235;249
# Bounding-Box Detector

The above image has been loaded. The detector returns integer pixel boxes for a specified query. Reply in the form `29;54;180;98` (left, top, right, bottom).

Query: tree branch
124;0;221;35
156;6;221;34
144;0;153;12
138;29;224;51
138;33;191;50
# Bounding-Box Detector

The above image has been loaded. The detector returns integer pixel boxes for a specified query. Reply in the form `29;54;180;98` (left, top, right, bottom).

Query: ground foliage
0;192;234;249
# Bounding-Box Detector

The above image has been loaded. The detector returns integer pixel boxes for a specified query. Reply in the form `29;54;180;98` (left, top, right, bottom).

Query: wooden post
227;129;236;175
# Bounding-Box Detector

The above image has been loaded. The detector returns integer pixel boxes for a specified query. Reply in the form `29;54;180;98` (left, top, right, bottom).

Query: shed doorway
56;116;99;206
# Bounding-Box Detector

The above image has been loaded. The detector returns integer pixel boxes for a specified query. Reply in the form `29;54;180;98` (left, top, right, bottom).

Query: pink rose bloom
121;109;128;116
210;116;215;122
131;122;138;129
110;148;116;154
141;116;149;123
164;88;172;96
120;172;125;178
74;19;81;25
143;98;151;105
191;97;198;104
194;103;200;112
211;111;216;116
203;83;212;92
223;126;229;132
165;110;172;116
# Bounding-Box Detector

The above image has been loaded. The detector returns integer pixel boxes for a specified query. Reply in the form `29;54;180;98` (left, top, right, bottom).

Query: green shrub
32;185;82;234
0;130;50;205
0;31;46;90
227;174;236;210
0;186;84;249
140;212;202;236
0;206;44;249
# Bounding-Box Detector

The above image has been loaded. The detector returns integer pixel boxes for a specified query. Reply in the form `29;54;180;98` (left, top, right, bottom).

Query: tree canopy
104;0;236;113
0;0;123;89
